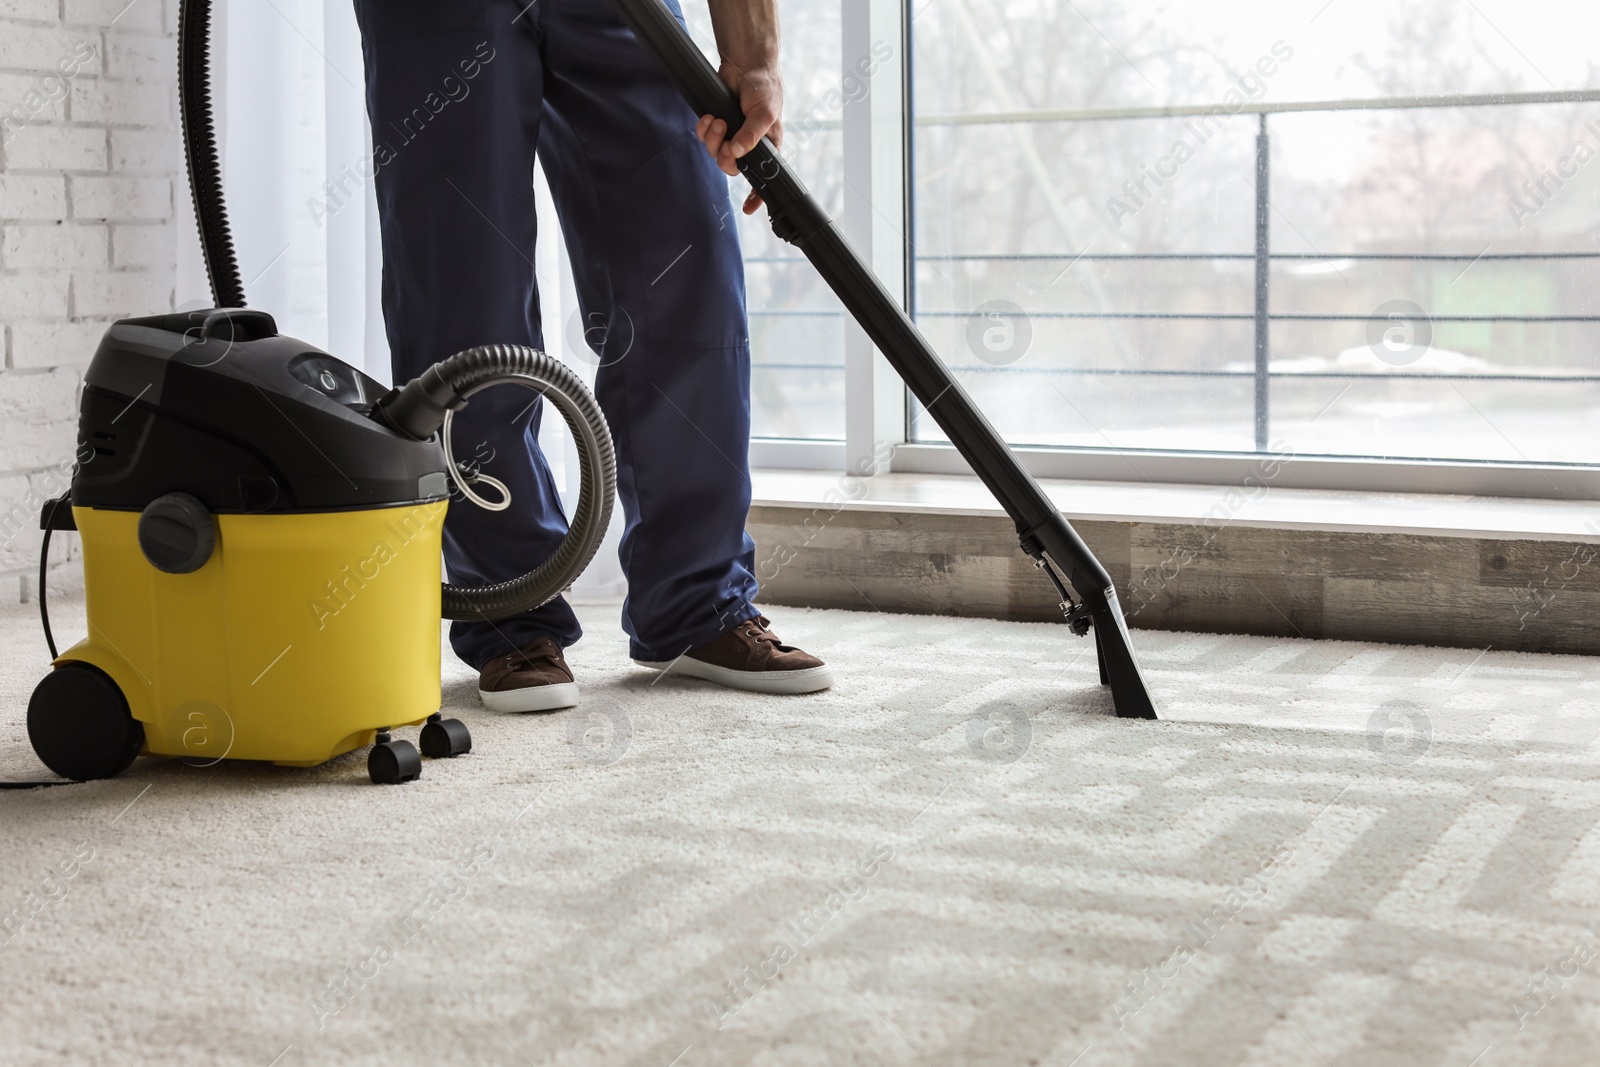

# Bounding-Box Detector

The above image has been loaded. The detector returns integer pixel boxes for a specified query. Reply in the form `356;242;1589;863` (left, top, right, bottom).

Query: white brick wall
0;0;179;600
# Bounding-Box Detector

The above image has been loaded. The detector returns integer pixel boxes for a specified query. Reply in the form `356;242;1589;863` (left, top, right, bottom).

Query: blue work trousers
353;0;761;667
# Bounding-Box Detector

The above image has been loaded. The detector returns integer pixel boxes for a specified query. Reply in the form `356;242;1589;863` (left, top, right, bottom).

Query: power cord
39;494;66;660
6;496;78;788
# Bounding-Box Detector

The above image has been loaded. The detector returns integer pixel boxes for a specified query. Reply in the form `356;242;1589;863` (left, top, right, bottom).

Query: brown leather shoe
478;637;580;712
633;615;833;694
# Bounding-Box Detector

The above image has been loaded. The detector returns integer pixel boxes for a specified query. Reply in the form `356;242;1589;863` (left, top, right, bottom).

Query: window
900;0;1600;472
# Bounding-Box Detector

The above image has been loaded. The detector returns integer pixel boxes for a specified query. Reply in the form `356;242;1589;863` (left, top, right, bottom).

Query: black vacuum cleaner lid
73;308;451;514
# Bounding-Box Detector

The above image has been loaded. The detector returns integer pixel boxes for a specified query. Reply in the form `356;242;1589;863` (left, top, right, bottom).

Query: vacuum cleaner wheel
27;664;145;782
420;716;471;759
368;736;421;784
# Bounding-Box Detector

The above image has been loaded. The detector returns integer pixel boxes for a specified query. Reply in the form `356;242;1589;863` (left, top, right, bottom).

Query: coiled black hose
374;344;617;621
178;0;245;308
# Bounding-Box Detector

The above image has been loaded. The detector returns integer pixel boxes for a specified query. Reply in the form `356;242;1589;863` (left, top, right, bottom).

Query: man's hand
698;0;782;215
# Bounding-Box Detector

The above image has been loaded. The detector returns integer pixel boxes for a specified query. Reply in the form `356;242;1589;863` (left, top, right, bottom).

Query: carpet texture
2;591;1599;1066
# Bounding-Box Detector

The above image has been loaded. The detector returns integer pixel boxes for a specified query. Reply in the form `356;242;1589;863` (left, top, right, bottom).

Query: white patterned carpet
2;590;1599;1066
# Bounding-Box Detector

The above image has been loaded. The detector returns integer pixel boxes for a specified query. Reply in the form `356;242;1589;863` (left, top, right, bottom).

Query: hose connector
371;364;463;440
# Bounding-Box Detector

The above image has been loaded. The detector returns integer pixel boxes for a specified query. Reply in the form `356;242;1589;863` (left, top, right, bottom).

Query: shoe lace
742;617;787;649
507;641;561;671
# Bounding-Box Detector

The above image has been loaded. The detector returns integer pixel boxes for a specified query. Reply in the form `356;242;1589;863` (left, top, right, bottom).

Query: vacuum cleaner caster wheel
28;664;144;782
420;715;471;759
368;733;421;784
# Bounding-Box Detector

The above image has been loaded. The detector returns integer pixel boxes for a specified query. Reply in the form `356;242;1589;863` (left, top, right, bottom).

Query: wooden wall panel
746;504;1599;656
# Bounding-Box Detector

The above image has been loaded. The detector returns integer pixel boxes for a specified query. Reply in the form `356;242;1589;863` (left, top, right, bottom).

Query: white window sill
750;468;1600;545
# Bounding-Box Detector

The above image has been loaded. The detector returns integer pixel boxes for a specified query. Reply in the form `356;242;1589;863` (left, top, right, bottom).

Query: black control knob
138;493;216;574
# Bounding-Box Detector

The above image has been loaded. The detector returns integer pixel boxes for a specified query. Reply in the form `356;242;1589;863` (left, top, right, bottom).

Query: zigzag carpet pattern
1;593;1597;1065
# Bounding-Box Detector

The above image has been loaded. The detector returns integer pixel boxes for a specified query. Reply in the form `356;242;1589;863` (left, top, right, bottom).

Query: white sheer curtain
182;0;626;599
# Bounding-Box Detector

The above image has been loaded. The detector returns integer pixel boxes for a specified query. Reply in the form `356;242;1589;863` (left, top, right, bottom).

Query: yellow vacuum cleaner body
32;308;455;779
71;504;446;767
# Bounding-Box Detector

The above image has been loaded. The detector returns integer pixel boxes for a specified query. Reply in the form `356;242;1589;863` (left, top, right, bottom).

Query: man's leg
353;0;582;670
535;0;762;661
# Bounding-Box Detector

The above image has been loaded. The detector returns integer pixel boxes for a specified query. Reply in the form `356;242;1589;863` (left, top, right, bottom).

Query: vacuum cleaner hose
375;345;617;622
178;0;245;308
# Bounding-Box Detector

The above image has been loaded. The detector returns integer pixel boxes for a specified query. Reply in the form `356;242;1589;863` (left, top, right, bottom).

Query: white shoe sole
479;682;580;713
632;657;834;694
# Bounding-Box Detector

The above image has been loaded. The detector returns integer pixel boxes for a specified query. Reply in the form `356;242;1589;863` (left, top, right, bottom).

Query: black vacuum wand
609;0;1157;718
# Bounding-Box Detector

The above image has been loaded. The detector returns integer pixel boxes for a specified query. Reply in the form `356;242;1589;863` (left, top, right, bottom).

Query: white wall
0;0;183;600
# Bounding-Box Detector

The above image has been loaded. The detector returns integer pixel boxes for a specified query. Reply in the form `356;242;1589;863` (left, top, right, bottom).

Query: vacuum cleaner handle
609;0;832;247
610;0;1158;719
613;0;745;131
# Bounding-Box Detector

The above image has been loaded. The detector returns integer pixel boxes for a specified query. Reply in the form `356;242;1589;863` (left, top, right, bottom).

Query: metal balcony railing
749;88;1600;450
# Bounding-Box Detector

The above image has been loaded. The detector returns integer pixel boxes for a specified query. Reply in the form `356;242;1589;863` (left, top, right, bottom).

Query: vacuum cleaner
16;0;1152;793
608;0;1158;718
19;0;617;786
